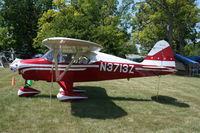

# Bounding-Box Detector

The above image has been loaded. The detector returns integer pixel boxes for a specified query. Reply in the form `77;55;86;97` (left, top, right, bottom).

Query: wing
42;37;103;53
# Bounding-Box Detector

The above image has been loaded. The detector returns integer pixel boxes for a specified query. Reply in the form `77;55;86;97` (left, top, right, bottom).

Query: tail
142;40;176;69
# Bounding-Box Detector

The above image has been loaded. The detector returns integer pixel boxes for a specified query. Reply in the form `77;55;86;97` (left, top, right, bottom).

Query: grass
0;68;200;133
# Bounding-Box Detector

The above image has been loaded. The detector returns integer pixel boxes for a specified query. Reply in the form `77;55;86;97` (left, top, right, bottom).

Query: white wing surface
42;37;102;53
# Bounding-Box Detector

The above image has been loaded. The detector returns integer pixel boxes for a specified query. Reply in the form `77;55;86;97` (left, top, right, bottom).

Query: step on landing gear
18;86;40;96
18;80;40;97
57;81;87;101
59;87;86;93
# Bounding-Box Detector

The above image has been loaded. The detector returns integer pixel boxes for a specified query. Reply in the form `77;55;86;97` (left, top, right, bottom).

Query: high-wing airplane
10;37;176;101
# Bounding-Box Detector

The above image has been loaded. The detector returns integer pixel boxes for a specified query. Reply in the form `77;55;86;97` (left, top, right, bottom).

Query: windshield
43;50;53;61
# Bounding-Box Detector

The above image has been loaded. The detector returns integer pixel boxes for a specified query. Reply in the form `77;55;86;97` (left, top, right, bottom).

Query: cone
11;77;16;87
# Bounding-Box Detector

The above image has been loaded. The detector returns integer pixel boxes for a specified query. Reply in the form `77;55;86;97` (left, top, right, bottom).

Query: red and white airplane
10;37;176;101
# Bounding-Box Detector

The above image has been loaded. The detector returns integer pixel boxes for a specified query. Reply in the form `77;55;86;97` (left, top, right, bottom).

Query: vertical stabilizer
142;40;175;68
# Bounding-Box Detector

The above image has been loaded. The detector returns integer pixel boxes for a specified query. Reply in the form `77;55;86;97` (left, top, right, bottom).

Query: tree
0;27;15;50
0;0;53;58
184;42;200;56
34;0;136;57
132;0;200;55
0;15;15;50
118;0;135;31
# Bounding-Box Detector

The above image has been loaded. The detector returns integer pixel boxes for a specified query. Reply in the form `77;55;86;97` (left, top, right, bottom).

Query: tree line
0;0;199;59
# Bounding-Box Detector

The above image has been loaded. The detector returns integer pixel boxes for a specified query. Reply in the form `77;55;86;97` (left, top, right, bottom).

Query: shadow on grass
27;94;57;99
26;86;189;120
71;86;126;119
110;97;151;101
71;86;151;119
151;95;190;108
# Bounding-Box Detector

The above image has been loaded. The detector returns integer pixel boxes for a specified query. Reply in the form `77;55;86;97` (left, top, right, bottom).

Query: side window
59;54;73;63
43;50;73;63
43;50;90;64
77;56;90;64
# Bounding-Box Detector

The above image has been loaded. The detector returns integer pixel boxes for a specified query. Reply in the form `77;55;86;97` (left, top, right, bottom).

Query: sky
197;0;200;8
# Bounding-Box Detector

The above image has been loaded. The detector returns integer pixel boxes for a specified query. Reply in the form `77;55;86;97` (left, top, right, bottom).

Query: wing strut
53;45;81;81
56;50;80;81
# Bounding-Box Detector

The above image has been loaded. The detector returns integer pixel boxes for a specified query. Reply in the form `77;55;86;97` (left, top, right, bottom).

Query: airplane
10;37;176;101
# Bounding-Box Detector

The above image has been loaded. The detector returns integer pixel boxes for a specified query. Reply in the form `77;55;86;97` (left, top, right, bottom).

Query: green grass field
0;68;200;133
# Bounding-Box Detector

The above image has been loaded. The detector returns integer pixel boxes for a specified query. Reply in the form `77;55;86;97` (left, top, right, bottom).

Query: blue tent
174;54;198;64
187;56;200;62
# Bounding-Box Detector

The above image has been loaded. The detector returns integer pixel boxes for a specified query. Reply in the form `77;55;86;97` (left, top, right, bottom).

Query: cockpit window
59;53;74;63
43;50;90;64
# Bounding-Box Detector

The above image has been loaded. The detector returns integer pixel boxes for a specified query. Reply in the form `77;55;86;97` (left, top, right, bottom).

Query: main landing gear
17;80;87;101
57;81;87;101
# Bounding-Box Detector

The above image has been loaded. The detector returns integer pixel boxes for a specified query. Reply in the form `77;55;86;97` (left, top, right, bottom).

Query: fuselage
11;51;175;82
10;38;177;101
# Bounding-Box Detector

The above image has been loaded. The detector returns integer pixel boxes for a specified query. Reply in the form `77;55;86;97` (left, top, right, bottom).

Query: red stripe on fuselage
20;59;175;82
